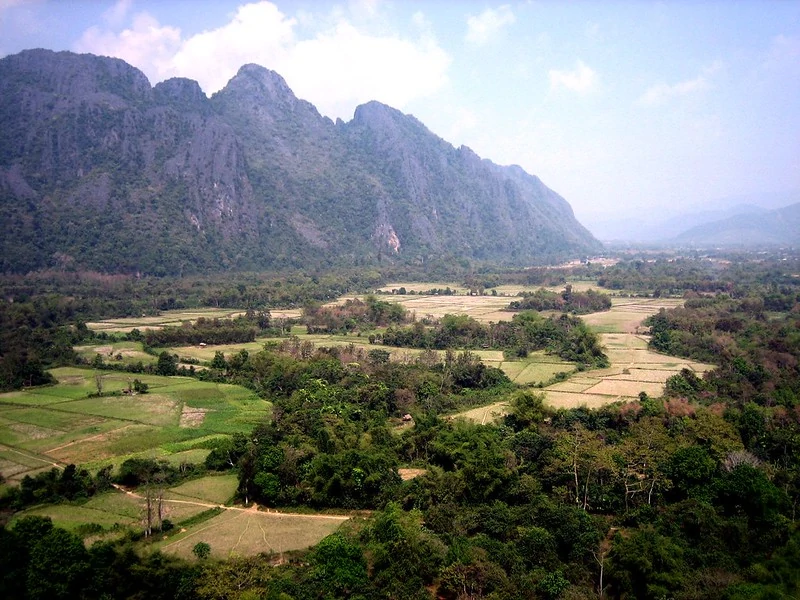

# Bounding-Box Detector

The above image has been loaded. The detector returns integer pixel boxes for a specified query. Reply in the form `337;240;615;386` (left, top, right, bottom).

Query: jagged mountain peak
353;100;402;121
0;48;152;103
352;100;428;133
0;50;600;274
153;77;209;110
230;63;295;99
213;62;329;131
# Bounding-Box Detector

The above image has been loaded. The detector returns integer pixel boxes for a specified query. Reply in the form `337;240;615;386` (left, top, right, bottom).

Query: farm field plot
74;341;155;366
543;391;623;410
11;502;139;532
387;294;512;323
9;482;221;533
11;474;348;559
157;507;348;559
582;298;684;334
0;369;270;482
166;474;239;505
86;308;251;333
454;294;715;422
87;308;303;334
170;340;270;362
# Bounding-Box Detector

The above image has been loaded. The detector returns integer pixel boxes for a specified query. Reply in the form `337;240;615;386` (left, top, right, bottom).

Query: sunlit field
0;369;270;482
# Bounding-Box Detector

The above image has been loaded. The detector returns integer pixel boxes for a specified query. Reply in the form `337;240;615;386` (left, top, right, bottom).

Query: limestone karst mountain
0;49;600;274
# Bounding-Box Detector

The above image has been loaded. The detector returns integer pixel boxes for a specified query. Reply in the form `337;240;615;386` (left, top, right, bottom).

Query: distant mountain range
0;49;600;275
672;202;800;246
587;192;799;244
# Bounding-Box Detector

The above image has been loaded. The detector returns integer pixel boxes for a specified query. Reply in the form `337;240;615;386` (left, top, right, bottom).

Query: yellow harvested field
546;381;599;393
386;294;512;323
379;282;467;293
581;298;684;334
159;507;347;559
607;369;684;382
583;379;668;397
451;291;715;421
543;391;622;410
87;309;255;333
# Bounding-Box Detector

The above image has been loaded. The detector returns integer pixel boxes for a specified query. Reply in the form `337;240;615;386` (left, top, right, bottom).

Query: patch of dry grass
158;508;347;559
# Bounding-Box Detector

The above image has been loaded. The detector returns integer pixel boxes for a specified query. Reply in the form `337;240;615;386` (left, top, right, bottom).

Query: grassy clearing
162;448;211;466
74;341;155;366
166;474;239;505
160;500;215;523
83;490;144;519
11;418;124;455
170;341;268;363
0;446;59;481
455;401;512;425
513;362;575;385
10;503;138;531
157;508;347;559
8;485;224;534
57;394;181;426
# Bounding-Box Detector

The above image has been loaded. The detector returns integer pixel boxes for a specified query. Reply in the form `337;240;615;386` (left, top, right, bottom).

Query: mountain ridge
672;202;800;246
0;49;600;274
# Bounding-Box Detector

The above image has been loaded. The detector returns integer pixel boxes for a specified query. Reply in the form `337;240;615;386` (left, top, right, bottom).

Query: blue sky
1;0;798;236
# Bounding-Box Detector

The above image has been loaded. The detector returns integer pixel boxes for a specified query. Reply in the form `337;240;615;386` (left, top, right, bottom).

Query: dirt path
0;444;62;468
111;484;350;520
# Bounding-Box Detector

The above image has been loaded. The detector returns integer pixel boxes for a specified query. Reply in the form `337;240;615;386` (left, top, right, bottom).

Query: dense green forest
507;286;613;314
1;253;800;599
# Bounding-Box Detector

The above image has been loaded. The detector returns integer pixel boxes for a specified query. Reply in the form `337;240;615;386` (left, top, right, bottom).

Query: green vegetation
302;296;411;333
378;311;609;367
1;251;800;599
0;370;270;482
507;285;612;314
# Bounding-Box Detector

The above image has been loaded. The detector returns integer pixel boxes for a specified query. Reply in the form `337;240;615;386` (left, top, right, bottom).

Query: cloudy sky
1;0;798;235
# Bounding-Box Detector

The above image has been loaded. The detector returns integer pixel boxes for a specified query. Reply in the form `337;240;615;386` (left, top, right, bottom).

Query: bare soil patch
179;406;210;428
398;468;427;481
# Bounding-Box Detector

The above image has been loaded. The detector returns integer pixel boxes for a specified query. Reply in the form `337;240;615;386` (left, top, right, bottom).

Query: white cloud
75;12;181;83
168;2;296;94
638;77;707;105
102;0;133;27
446;107;478;142
287;22;450;119
73;1;450;120
638;62;721;105
465;5;515;45
348;0;380;20
548;60;597;94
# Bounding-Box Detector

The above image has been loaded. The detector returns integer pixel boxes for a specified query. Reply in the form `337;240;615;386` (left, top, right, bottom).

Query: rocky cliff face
0;49;600;274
